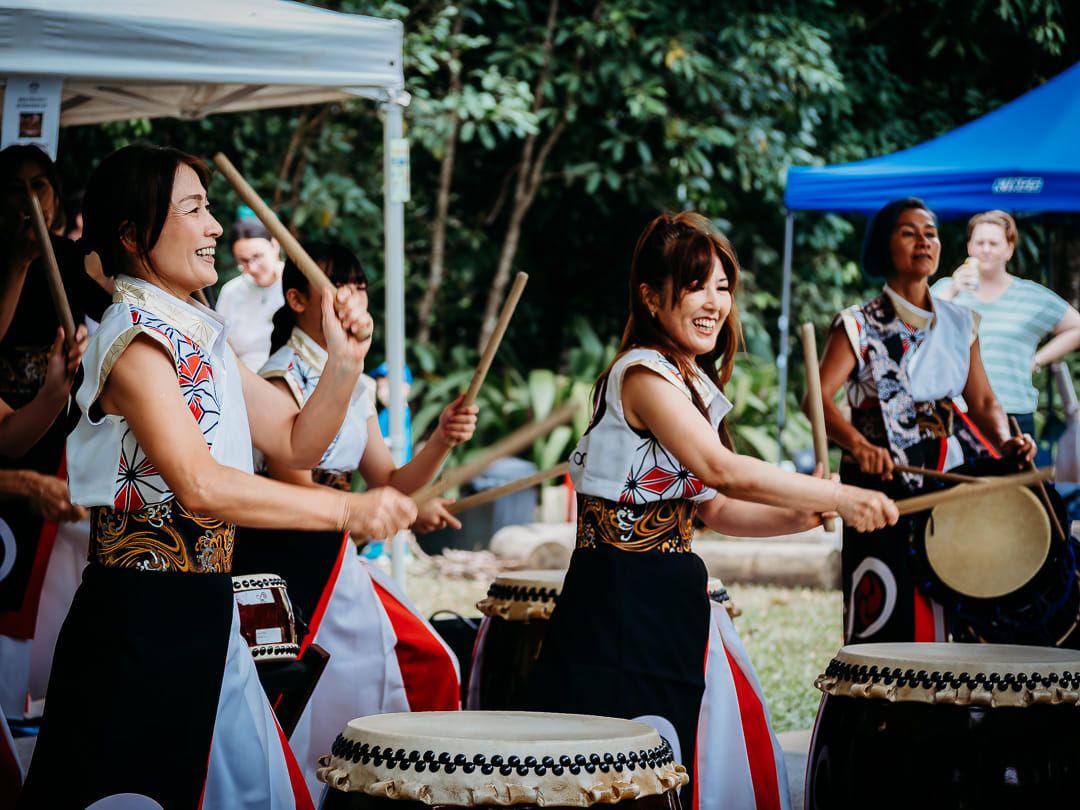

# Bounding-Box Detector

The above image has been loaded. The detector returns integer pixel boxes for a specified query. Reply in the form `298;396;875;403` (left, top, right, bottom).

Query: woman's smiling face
652;255;732;357
888;207;941;280
143;163;223;295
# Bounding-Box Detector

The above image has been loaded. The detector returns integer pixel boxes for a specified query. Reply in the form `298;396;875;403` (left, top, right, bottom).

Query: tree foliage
57;0;1080;458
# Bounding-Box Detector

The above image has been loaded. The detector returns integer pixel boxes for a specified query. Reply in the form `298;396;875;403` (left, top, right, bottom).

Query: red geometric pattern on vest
113;309;220;510
621;438;705;504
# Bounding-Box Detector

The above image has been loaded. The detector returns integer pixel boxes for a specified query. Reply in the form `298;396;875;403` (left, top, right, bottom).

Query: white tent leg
383;100;408;589
776;212;795;461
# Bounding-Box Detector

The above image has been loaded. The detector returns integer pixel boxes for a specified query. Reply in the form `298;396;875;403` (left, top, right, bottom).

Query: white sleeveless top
67;275;254;509
570;348;732;505
260;326;372;474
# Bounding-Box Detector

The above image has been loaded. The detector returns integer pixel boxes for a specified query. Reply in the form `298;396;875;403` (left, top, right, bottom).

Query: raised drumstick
25;186;76;348
211;153;333;296
800;322;836;531
213;153;373;340
463;271;528;406
1008;415;1065;543
446;462;570;515
413;402;578;506
892;464;983;484
895;467;1054;515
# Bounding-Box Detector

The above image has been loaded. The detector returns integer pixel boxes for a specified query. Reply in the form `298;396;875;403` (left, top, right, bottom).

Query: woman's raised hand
434;394;479;448
41;325;88;398
321;287;373;371
344;486;417;540
835;484;898;533
1001;433;1037;464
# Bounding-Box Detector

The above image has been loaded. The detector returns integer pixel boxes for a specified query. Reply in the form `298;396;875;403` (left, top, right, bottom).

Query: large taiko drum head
924;485;1050;599
317;711;687;807
477;569;567;622
807;643;1080;809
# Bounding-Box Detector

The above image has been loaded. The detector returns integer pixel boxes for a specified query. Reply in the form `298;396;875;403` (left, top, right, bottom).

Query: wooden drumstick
896;467;1054;515
211;153;334;296
25;186;76;348
892;464;983;485
413;402;578;506
446;462;570;515
800;322;836;531
1008;415;1065;543
463;271;528;406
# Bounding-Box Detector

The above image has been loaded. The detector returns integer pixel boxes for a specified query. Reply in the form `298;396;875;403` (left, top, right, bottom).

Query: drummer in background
809;197;1035;646
19;144;416;809
932;209;1080;440
233;243;475;803
528;211;897;806
0;145;107;725
216;217;285;371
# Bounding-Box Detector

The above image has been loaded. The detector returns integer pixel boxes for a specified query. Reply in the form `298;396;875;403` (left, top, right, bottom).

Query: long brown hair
595;211;743;442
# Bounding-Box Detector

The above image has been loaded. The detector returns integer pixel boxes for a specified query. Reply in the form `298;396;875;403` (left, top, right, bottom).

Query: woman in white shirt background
932;209;1080;443
215;217;286;371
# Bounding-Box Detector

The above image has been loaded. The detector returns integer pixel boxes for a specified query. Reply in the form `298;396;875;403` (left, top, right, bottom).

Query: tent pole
383;100;408;589
776;211;795;462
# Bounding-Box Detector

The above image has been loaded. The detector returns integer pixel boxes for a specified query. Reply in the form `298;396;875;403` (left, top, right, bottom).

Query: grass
399;559;843;734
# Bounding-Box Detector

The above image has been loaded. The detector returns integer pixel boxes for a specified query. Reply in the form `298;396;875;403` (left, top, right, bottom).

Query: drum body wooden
905;472;1080;647
231;573;299;663
469;572;735;710
468;570;565;710
318;711;686;810
806;643;1080;809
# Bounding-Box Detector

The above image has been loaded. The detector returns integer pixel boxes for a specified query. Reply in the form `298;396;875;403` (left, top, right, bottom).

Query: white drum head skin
924;485;1050;599
477;570;567;621
816;642;1080;708
317;710;687;804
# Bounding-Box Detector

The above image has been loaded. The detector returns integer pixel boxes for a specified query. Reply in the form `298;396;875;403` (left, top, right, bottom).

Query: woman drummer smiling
19;144;415;809
527;211;896;807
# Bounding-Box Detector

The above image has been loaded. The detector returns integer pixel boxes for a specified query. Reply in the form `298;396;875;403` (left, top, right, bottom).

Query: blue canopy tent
775;60;1080;451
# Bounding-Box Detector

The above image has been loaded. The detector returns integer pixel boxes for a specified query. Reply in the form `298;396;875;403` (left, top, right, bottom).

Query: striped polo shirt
931;276;1067;413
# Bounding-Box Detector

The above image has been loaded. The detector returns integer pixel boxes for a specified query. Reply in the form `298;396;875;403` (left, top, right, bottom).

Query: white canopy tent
0;0;414;583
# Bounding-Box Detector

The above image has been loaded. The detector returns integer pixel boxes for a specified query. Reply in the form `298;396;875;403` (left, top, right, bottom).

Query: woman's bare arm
99;335;415;538
622;367;896;531
242;288;371;470
1035;305;1080;368
697;493;820;536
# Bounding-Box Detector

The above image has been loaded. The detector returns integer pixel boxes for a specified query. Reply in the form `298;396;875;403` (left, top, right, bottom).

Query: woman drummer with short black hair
809;197;1034;646
528;211;897;806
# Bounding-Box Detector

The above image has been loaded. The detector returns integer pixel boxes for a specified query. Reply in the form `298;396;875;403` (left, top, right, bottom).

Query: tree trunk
477;0;564;351
417;11;465;347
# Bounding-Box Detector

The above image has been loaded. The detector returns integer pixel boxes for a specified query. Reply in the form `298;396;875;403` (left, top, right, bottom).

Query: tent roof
0;0;405;126
785;61;1080;216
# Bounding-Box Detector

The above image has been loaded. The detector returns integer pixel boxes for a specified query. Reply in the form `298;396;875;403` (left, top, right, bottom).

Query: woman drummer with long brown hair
527;211;896;805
